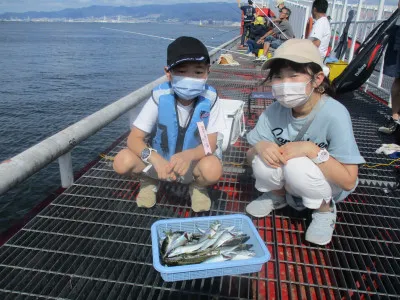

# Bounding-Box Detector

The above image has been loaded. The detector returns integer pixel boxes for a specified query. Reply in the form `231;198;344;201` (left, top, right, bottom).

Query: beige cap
275;0;284;7
261;39;325;71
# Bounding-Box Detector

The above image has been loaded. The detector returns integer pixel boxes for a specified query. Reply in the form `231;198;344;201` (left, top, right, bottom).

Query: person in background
238;0;256;48
276;0;285;10
256;7;294;60
113;36;225;212
245;39;365;245
274;0;285;19
246;16;268;57
378;0;400;134
308;0;331;58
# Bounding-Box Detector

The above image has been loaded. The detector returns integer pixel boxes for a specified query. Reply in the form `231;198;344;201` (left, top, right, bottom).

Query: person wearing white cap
276;0;285;10
245;39;365;245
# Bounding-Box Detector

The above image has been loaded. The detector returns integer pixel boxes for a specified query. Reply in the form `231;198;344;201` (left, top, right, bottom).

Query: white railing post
348;0;363;62
377;0;385;20
58;152;74;188
331;0;337;20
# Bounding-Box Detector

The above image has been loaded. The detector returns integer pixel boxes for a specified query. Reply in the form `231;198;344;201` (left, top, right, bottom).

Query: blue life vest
151;82;217;161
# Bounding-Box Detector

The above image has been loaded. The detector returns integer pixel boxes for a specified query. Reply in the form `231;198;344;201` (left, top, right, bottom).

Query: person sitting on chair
256;7;295;60
246;16;268;57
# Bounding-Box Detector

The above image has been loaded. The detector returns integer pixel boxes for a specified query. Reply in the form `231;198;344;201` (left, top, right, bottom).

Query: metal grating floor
0;49;400;299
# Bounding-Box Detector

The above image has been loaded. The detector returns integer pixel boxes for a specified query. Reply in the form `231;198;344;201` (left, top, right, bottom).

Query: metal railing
0;36;240;196
326;0;396;101
284;0;396;101
285;1;311;39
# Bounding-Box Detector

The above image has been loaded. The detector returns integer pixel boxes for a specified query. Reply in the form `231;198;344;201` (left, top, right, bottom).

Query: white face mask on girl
171;75;207;101
272;79;314;108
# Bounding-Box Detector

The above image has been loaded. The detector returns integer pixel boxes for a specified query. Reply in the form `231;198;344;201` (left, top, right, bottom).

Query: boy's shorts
142;152;222;185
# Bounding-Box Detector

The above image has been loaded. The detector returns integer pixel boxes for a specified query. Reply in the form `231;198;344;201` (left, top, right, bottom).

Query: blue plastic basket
151;214;271;282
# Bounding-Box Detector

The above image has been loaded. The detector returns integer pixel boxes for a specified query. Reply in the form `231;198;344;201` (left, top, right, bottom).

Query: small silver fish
219;243;253;254
197;221;221;243
211;231;235;249
165;232;191;256
168;238;211;257
229;250;256;261
202;253;232;264
197;226;234;251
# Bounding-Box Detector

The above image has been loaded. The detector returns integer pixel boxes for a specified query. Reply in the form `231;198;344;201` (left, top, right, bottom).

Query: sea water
0;22;237;233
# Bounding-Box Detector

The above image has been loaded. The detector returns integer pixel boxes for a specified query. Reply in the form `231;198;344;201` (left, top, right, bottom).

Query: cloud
0;0;232;13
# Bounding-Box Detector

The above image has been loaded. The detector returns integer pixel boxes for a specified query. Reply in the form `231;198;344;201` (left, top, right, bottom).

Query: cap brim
167;56;209;70
261;55;315;71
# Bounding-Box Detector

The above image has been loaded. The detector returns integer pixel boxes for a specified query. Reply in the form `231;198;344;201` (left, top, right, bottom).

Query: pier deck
0;51;399;299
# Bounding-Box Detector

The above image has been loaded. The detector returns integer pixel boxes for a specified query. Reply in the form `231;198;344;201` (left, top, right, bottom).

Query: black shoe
378;117;399;134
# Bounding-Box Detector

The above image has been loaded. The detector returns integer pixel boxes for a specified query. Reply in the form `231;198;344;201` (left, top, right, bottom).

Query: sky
0;0;234;13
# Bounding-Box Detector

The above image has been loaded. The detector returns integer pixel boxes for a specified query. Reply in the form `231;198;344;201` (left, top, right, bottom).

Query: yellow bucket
257;49;273;58
326;60;348;82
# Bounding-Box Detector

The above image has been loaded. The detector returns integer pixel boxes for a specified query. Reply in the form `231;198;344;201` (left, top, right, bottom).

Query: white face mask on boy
171;75;207;101
272;79;314;108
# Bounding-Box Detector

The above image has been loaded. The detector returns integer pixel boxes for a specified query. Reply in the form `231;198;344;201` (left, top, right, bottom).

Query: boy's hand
151;155;177;181
168;151;194;176
255;141;286;168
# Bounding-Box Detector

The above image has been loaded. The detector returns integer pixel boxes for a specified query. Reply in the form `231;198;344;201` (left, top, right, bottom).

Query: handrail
0;36;240;196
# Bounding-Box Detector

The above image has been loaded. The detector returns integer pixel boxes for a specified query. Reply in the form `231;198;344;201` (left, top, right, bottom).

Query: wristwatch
311;148;330;164
141;147;157;164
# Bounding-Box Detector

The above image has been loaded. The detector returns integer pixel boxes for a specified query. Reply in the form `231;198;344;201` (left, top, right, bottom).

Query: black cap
167;36;210;71
248;0;253;4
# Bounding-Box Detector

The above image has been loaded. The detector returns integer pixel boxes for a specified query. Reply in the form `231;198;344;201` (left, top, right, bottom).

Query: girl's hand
255;141;287;168
280;141;319;161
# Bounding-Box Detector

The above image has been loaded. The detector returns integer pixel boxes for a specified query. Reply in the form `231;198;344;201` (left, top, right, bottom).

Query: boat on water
0;0;399;298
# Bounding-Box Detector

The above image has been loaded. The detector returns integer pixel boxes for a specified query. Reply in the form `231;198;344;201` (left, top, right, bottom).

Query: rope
100;154;115;161
362;158;400;169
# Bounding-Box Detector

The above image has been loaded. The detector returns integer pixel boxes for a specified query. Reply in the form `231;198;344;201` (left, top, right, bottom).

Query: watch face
319;149;330;162
141;148;151;160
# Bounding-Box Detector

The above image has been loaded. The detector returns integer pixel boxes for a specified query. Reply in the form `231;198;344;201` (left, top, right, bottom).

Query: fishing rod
211;27;240;39
101;27;253;60
252;2;289;40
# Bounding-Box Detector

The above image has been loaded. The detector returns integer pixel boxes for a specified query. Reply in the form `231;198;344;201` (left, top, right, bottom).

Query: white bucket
220;99;246;152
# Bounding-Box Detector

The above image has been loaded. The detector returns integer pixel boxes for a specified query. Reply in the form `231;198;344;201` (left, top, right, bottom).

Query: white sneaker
255;55;268;61
305;200;337;245
246;192;287;217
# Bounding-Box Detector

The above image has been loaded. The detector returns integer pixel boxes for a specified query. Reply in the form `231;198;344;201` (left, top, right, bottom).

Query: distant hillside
0;3;241;22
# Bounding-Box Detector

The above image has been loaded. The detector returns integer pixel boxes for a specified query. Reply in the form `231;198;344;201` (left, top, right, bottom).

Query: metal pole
331;0;337;21
377;0;385;20
348;0;363;62
377;47;386;88
58;152;73;188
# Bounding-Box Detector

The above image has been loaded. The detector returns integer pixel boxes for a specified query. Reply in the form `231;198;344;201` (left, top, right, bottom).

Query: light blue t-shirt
247;96;365;165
